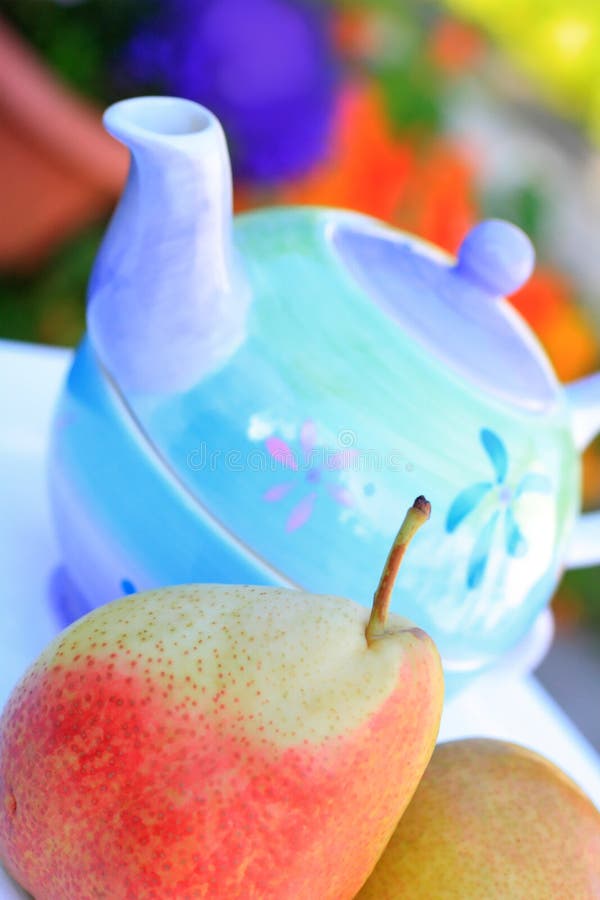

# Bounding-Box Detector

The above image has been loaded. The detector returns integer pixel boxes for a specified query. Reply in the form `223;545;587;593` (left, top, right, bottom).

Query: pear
357;737;600;899
0;497;443;899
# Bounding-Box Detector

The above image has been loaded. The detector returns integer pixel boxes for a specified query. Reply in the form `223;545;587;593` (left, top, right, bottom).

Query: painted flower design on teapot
446;429;552;590
262;419;357;532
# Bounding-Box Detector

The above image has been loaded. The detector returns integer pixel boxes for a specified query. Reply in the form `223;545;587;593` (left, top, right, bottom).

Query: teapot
49;96;600;694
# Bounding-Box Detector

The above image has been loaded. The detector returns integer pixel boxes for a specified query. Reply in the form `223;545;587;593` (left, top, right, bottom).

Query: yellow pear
0;498;443;899
357;737;600;899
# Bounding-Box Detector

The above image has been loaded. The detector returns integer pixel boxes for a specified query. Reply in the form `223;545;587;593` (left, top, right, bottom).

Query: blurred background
0;0;599;744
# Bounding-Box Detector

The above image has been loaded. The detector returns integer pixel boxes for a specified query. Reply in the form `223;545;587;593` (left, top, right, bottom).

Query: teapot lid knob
456;219;535;297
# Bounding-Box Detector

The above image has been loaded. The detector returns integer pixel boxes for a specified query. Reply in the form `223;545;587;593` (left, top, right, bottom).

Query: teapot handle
564;373;600;568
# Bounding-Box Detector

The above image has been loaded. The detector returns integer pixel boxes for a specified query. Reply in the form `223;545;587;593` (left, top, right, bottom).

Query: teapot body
49;207;580;693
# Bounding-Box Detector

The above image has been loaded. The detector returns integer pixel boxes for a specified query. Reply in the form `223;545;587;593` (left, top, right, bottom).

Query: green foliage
0;225;103;346
561;567;600;630
378;58;443;134
338;0;446;133
482;182;548;246
0;0;151;101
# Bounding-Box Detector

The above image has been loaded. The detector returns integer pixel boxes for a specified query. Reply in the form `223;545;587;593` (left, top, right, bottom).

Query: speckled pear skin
0;585;443;900
357;738;600;900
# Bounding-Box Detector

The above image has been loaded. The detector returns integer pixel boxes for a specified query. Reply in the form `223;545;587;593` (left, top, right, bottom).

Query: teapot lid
331;218;560;413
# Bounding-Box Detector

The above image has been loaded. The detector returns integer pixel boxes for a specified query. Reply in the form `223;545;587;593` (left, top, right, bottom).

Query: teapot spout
87;96;249;393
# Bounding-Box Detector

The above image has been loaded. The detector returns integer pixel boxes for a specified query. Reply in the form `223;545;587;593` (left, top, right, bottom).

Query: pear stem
365;496;431;645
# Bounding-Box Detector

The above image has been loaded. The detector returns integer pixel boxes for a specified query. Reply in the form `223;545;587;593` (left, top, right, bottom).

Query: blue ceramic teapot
49;96;600;693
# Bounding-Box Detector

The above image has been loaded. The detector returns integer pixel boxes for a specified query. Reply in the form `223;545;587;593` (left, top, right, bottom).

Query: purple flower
118;0;338;182
263;419;355;532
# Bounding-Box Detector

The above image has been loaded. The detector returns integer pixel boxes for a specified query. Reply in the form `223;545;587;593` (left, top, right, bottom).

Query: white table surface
1;338;599;897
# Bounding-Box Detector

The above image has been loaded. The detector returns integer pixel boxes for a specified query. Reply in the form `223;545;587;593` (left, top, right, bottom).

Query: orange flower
581;444;600;510
332;8;376;59
238;80;478;255
395;140;477;252
278;83;414;222
511;266;598;382
427;17;486;76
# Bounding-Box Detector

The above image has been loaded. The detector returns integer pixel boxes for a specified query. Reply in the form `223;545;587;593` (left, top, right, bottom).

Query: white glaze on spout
87;96;250;394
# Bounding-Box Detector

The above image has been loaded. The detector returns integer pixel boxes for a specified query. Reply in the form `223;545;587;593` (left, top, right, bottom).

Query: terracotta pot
0;17;128;271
